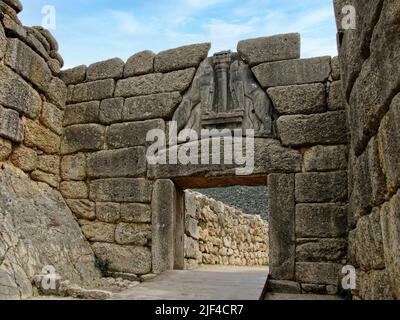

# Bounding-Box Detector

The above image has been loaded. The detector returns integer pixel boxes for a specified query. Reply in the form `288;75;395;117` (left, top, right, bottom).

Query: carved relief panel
173;51;274;137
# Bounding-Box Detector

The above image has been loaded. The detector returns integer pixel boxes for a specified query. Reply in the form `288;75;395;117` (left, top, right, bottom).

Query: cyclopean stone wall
183;191;268;269
59;30;349;295
334;0;399;300
0;0;100;299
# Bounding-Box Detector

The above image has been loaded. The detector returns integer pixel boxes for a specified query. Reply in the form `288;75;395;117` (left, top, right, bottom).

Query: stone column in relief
268;173;295;280
152;179;177;274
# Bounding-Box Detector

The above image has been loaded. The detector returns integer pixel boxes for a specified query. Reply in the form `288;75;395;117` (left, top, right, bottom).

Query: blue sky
19;0;338;69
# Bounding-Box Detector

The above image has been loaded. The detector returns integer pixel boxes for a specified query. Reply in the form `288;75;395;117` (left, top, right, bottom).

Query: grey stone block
331;56;340;81
87;147;146;178
115;223;151;246
120;203;151;223
0;65;41;119
267;280;301;294
66;199;95;220
296;262;341;285
45;76;67;109
123;92;182;121
268;173;295;280
89;178;152;203
277;111;349;147
5;38;52;92
124;50;155;77
61;153;86;181
68;79;115;103
304;145;348;172
296;203;348;238
154;43;211;73
115;68;195;98
252;56;331;88
92;242;151;275
87;58;124;81
40;102;63;135
296;239;347;262
80;220;115;243
99;98;124;124
61;65;87;85
3;0;23;13
61;124;105;154
152;179;176;274
328;80;345;111
63;101;100;126
107;119;165;149
238;33;300;66
267;83;326;115
0;105;23;143
95;202;120;223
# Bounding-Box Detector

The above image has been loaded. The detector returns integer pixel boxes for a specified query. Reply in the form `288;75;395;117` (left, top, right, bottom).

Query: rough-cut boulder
0;164;100;299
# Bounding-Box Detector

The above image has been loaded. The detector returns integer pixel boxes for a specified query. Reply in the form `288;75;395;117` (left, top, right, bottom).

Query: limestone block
378;94;400;194
23;118;60;154
152;179;176;273
115;68;195;97
267;280;301;294
348;208;385;270
25;32;50;61
184;234;200;259
60;181;88;199
252;56;331;88
89;178;152;203
45;76;67;109
63;101;100;126
295;172;348;203
115;223;151;246
87;147;146;179
96;202;120;223
107;119;165;149
124;50;155;77
10;145;37;172
61;153;86;180
238;33;300;66
120;203;151;223
277;111;349;147
380;190;400;299
30;170;60;188
99;98;124;124
303;145;348;172
5;38;52;92
80;220;115;243
0;23;7;59
68;79;115;103
0;137;12;161
91;243;151;275
328;80;345;111
2;0;23;13
0;105;23;143
33;27;59;51
358;270;395;300
61;124;105;154
267;83;326;115
123;92;182;121
37;154;59;175
185;217;200;240
331;56;340;81
66;199;95;220
0;65;41;119
296;239;347;262
40;102;63;135
268;173;295;280
296;204;348;238
50;50;64;68
87;58;124;81
154;43;211;73
296;262;341;285
61;65;87;85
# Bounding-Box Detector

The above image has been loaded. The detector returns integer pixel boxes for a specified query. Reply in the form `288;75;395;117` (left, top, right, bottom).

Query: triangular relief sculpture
173;50;274;138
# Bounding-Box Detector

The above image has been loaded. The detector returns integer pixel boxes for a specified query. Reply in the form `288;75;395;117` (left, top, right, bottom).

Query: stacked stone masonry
0;0;398;300
334;0;399;300
183;191;268;269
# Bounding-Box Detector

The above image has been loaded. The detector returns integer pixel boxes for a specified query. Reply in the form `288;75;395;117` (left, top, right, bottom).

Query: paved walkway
113;265;269;300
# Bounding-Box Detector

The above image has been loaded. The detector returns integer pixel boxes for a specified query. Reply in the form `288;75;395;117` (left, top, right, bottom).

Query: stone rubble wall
183;191;268;269
0;0;101;300
334;0;399;300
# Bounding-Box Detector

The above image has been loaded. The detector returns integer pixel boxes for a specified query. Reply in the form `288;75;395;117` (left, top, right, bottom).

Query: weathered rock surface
87;58;124;81
124;50;155;77
238;33;300;66
0;164;100;299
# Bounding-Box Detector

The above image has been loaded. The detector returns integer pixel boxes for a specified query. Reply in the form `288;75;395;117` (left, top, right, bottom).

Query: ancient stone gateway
59;33;349;295
1;0;399;300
